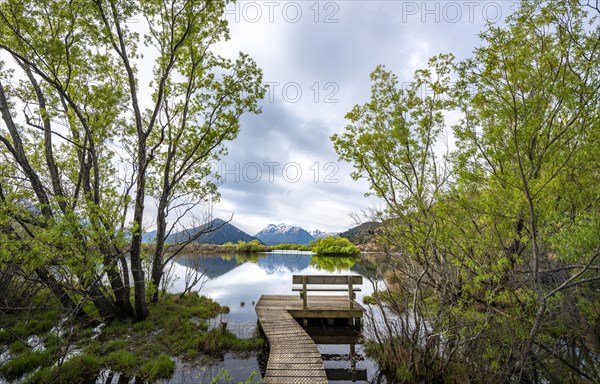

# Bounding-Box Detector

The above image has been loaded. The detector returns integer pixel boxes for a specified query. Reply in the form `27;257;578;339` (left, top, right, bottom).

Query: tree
141;7;265;301
310;236;360;255
332;54;457;380
333;0;599;381
0;0;263;321
453;0;600;380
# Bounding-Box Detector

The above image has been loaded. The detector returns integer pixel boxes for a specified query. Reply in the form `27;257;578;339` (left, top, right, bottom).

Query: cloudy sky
203;0;520;235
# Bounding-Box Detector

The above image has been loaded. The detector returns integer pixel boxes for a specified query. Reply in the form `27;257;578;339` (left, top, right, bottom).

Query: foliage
332;1;600;381
222;240;268;253
271;243;312;251
0;0;264;320
310;236;360;255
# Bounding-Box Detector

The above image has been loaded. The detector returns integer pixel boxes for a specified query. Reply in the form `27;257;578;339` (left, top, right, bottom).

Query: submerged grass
0;307;62;381
0;350;52;381
1;292;265;383
199;328;265;355
0;307;61;344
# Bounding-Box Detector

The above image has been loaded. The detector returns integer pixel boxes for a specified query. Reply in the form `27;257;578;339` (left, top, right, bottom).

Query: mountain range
309;229;338;239
142;218;375;246
254;223;315;245
338;221;380;245
143;218;260;245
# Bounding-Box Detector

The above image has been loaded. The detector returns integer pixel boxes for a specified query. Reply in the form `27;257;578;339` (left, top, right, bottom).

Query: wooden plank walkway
256;295;364;384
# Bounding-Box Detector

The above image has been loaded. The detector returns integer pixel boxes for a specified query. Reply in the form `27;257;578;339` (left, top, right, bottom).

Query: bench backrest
292;275;362;310
292;275;362;285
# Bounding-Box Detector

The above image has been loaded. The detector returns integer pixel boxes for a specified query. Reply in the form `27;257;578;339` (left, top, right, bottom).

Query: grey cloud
208;0;514;232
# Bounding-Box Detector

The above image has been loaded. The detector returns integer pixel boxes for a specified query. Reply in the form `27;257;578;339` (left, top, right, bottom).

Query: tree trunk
85;279;121;322
35;267;89;321
151;197;169;303
104;256;135;319
129;144;150;320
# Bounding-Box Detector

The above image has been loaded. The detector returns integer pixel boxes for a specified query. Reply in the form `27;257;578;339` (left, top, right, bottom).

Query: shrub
310;236;360;255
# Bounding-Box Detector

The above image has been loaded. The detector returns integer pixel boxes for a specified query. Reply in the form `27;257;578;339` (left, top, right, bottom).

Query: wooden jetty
255;275;364;384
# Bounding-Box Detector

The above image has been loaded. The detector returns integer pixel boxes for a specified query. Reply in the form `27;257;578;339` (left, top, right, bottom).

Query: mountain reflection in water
162;251;394;383
169;251;375;324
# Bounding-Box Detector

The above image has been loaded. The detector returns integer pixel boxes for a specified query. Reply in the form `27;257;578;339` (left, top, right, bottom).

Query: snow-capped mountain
254;223;315;245
309;229;338;239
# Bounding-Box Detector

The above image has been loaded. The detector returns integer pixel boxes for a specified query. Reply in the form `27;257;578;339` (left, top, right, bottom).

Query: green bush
238;240;265;252
9;340;28;354
310;236;360;255
223;240;268;252
272;243;312;251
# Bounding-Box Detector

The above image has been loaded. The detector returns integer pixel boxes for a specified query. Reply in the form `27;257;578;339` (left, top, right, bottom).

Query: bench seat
292;287;361;292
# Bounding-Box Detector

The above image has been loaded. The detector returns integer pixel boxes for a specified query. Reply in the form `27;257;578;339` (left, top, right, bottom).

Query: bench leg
354;318;362;331
303;318;308;327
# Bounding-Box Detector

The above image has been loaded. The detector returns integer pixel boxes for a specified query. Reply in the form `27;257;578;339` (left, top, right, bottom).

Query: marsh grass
139;354;175;381
27;354;102;384
1;292;265;383
0;350;52;381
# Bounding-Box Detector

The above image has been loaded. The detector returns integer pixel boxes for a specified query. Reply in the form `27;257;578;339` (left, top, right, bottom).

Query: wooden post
355;317;362;331
348;276;354;310
302;275;308;311
350;343;356;373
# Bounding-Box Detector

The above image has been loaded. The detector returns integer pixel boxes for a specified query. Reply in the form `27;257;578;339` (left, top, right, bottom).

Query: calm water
0;252;392;384
158;251;393;384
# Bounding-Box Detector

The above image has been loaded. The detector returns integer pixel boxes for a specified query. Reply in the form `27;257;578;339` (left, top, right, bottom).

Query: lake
156;250;395;384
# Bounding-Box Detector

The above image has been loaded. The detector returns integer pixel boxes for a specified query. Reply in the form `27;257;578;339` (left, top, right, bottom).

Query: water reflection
96;354;264;384
165;251;392;383
310;255;362;272
169;251;376;325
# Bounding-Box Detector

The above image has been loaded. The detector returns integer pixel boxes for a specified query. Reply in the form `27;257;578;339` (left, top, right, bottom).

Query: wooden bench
292;275;362;311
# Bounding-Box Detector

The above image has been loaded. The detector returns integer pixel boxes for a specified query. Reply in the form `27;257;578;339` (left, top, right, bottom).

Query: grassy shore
152;236;361;255
0;292;264;383
159;241;312;254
